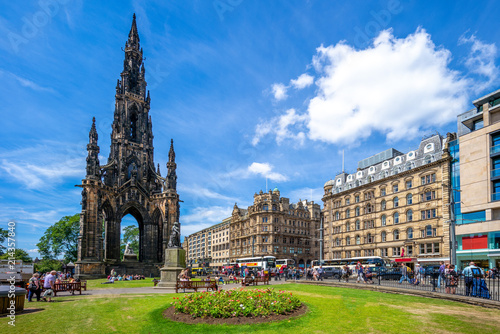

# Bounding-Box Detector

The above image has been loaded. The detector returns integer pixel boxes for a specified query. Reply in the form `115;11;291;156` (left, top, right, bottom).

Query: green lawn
14;283;500;334
86;278;160;289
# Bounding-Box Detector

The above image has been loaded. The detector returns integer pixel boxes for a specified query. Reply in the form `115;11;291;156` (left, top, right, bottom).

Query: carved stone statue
167;221;181;248
124;242;134;255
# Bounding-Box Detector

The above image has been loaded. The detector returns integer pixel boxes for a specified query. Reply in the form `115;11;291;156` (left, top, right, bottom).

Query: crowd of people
27;270;77;302
103;269;146;283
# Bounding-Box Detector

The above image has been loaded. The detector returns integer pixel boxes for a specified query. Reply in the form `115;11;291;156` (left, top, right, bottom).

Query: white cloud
224;162;288;182
252;108;308;146
258;28;497;146
290;73;314;89
288;187;324;204
178;185;237;202
459;34;499;92
181;206;232;236
0;70;55;93
271;83;288;101
28;249;39;253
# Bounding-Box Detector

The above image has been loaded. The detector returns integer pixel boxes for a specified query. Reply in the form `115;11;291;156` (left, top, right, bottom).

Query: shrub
171;288;301;318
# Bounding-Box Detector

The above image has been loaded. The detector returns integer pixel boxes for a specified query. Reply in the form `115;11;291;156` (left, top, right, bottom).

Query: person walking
399;264;410;284
317;265;324;281
437;261;446;288
356;263;364;283
342;264;350;283
27;273;42;302
42;270;57;302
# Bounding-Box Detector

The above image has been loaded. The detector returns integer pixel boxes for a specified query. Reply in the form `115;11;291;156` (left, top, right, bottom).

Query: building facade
456;88;500;269
185;218;230;269
230;189;321;268
322;134;454;266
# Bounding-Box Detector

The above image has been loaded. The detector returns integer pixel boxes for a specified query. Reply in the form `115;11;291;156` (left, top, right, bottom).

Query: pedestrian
462;261;484;296
399;264;410;284
42;270;57;302
318;265;324;281
27;273;42;302
342;264;350;283
356;263;364;283
437;261;445;288
446;264;458;294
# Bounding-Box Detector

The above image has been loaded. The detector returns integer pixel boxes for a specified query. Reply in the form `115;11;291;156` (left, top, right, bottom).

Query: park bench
241;275;270;286
53;282;83;296
175;280;217;293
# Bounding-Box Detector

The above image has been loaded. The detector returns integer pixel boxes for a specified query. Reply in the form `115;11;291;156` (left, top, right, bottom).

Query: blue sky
1;0;500;260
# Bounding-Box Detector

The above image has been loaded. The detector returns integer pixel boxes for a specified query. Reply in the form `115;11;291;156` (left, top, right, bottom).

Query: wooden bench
53;282;83;296
175;280;217;293
241;275;270;286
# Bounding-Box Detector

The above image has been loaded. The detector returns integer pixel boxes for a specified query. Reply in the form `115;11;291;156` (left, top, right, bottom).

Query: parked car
323;267;342;279
377;267;402;280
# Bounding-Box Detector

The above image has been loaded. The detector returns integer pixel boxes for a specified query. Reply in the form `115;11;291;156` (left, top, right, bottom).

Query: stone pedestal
123;254;138;262
155;248;186;289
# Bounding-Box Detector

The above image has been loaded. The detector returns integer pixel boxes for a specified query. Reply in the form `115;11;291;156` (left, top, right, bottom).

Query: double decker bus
235;256;276;275
276;259;295;270
313;256;386;270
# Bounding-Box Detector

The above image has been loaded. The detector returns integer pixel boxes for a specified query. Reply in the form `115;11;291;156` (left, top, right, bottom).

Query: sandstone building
185;218;230;269
322;134;454;266
230;189;321;268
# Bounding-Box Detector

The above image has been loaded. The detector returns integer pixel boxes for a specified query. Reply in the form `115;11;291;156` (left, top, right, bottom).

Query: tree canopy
120;225;139;259
37;214;80;263
0;248;32;262
0;228;8;255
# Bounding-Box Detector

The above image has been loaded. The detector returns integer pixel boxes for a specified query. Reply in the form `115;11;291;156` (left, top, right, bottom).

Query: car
322;267;342;279
377;267;403;280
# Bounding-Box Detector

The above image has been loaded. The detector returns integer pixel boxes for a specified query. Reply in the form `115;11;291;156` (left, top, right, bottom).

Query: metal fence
316;272;500;301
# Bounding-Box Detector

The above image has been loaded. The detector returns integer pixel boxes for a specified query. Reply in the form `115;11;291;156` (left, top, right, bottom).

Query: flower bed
171;288;301;318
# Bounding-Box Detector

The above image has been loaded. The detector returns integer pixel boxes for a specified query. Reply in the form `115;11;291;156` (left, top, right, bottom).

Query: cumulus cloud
258;28;498;146
181;206;232;236
290;73;314;89
271;83;288;101
225;162;288;182
459;34;499;92
252;108;308;146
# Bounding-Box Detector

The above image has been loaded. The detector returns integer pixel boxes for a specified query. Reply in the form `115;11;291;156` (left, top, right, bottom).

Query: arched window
365;204;373;214
355;207;360;216
393;229;400;240
356;235;361;245
426;225;432;237
381;215;387;226
424;155;432;164
406;193;413;205
381;200;386;210
367;233;373;243
394;212;399;224
335;211;340;220
335;238;341;246
407;209;413;222
407;228;413;239
381;231;387;242
355;220;360;230
130;112;138;141
346;236;350;245
346;209;350;218
393;197;399;208
345;222;350;232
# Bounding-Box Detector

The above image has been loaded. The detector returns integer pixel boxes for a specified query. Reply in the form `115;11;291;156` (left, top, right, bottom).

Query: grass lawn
13;283;500;333
86;278;160;289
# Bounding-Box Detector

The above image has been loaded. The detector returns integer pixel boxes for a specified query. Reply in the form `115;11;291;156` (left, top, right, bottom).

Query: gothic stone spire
86;117;100;179
166;139;177;191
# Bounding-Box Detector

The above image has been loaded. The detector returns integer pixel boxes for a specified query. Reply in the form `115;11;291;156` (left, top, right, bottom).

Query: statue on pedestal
167;221;181;248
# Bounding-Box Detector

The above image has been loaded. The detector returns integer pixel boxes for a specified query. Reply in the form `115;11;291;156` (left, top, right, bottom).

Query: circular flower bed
170;288;301;318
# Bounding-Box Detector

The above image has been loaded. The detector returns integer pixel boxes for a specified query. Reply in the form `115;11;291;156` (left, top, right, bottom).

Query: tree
34;259;62;273
0;248;32;262
0;227;8;255
120;225;139;259
37;214;80;263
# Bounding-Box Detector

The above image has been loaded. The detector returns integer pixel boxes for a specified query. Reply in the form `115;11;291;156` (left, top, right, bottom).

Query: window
393;197;399;207
381;215;387;226
355;220;360;230
393;184;399;193
407;228;413;239
394;212;399;224
366;233;374;243
420;209;437;220
356;235;361;245
393;247;401;256
405;194;412;206
365;249;374;256
381;200;386;210
419;243;440;254
345;198;350;205
355;195;360;203
393;229;400;240
380;248;388;257
263;204;268;211
290;247;294;254
355;250;361;257
365;204;373;214
421;173;436;185
345;222;350;232
346;209;350;218
407;209;413;222
381;231;387;242
355;207;360;216
406;180;412;189
346;236;350;245
262;217;268;223
335;211;340;221
421;191;436;202
425;225;433;237
473;119;484;131
335;238;341;246
283;237;287;243
381;188;386;196
407;245;413;256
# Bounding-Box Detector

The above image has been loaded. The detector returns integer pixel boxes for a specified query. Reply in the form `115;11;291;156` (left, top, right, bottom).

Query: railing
323;271;500;301
491;145;500;155
491;169;500;178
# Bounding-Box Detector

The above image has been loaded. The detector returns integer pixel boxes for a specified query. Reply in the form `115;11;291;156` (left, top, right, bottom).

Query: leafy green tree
34;259;62;273
37;214;80;263
0;227;8;255
120;225;139;259
0;248;32;262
